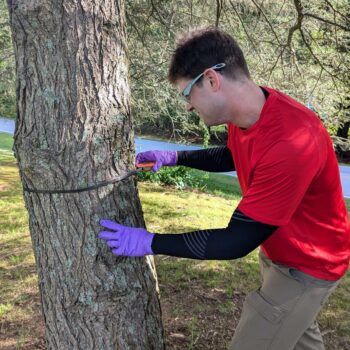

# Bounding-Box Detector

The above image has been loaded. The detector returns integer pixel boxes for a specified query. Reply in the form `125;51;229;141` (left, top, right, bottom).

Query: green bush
137;166;208;190
0;2;16;119
0;92;16;119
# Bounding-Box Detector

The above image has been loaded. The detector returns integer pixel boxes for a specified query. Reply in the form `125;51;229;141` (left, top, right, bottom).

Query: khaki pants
228;251;340;350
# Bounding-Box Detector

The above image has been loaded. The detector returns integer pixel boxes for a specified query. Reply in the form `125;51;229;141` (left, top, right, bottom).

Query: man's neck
226;79;267;129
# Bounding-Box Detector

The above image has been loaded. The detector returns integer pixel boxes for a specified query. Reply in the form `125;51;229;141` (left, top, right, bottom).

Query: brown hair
168;27;250;83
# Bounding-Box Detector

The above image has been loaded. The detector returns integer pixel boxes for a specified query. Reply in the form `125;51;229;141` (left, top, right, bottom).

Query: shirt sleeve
151;208;277;260
238;139;321;226
177;146;235;172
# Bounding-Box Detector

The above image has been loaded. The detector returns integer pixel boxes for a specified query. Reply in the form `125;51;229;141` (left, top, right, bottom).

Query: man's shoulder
262;86;315;117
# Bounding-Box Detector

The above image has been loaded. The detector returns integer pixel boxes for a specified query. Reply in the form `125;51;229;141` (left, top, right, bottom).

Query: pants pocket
246;290;286;324
229;290;287;350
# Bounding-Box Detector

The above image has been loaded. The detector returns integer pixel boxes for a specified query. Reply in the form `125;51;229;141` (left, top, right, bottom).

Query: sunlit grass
139;182;236;233
0;152;37;336
0;132;14;152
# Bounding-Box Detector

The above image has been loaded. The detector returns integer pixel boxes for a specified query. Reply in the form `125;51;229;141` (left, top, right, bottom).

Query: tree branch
309;66;324;97
250;0;282;46
299;28;343;86
229;0;264;64
303;12;349;32
215;0;224;28
324;0;349;21
268;49;285;82
286;0;303;49
150;0;176;38
126;11;160;67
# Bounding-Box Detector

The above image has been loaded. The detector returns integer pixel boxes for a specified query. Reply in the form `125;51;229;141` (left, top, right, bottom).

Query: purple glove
99;220;154;257
136;150;177;172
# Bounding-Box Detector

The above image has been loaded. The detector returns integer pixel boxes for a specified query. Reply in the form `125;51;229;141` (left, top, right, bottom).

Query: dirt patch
159;282;245;350
0;184;10;191
0;280;244;349
1;278;348;349
0;293;45;350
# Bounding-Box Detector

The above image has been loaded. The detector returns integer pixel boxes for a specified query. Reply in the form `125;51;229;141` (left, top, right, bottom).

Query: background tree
125;0;350;150
6;0;165;348
0;0;15;118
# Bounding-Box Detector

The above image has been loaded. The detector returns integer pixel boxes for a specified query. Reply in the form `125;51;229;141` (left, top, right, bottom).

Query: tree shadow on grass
0;290;45;350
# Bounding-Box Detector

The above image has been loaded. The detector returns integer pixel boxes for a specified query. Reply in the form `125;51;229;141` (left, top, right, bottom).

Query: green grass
0;132;14;152
0;303;13;317
206;171;241;198
0;152;37;350
345;198;350;213
1;134;349;349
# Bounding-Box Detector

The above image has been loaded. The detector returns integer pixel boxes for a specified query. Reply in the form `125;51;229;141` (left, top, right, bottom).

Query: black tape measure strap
23;168;142;194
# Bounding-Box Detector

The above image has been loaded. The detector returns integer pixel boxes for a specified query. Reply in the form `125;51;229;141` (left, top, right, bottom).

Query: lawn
0;131;349;349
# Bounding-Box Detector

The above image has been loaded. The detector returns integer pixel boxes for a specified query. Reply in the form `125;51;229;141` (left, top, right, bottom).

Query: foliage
0;1;16;119
136;164;242;199
137;165;207;189
126;0;350;143
1;0;349;145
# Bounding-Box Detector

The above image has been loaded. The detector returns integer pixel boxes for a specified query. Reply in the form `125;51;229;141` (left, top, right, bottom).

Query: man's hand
136;150;177;172
99;220;154;257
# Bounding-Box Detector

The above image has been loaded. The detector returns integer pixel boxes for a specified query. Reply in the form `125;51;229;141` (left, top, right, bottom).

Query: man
99;27;350;349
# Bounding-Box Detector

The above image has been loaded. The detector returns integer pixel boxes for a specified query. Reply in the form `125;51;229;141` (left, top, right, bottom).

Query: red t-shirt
227;87;350;280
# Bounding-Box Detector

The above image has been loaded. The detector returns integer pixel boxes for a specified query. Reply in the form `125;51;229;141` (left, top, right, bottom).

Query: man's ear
204;69;221;91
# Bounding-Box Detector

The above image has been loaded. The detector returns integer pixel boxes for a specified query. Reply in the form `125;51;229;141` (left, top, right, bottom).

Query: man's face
176;71;262;130
176;78;209;125
176;71;227;127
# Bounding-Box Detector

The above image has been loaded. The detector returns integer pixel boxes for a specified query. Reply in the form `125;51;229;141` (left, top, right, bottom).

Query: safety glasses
181;63;226;102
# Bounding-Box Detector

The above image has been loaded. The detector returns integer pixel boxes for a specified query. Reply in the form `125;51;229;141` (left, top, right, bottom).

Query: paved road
1;118;350;198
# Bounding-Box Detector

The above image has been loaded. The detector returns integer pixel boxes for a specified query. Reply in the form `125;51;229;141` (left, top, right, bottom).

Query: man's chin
199;114;225;127
205;120;224;127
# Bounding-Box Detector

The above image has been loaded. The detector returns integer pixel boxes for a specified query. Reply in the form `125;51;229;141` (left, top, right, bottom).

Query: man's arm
177;146;235;172
151;208;277;259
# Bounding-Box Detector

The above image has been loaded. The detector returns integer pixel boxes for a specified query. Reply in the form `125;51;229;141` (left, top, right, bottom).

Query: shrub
137;166;208;190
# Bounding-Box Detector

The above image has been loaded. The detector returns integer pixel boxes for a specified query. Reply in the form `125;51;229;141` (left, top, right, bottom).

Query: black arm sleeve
177;146;235;172
151;209;277;260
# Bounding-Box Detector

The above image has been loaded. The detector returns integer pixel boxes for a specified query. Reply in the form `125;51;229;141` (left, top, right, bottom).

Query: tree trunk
6;0;165;348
